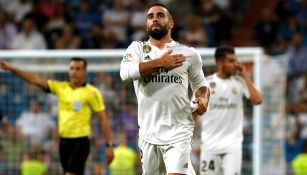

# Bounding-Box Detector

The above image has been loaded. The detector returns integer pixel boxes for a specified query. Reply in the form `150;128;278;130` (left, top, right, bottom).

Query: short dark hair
214;45;235;62
69;57;87;69
148;3;173;20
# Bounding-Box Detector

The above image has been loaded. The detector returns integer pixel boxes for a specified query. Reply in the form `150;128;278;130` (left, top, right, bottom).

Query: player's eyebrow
147;13;153;18
147;11;166;18
157;11;166;17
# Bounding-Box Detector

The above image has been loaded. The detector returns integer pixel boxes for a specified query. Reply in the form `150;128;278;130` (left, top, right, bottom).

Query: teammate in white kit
199;46;263;175
120;3;210;175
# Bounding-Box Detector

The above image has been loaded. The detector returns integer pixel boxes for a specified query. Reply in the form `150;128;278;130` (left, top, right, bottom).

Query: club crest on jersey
143;44;151;53
123;53;133;62
210;82;216;89
209;82;216;94
73;101;82;111
232;87;238;94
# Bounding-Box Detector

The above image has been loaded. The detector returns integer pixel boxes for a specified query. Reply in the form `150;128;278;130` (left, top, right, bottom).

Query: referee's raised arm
0;60;48;90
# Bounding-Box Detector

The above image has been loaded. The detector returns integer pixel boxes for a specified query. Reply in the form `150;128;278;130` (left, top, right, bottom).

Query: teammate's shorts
138;138;196;175
59;136;90;175
200;149;242;175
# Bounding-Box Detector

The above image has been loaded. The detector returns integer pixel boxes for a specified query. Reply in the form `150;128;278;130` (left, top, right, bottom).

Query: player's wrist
105;141;113;147
153;58;163;69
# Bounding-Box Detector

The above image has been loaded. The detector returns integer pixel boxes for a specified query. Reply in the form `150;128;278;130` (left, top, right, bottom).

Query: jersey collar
147;40;177;49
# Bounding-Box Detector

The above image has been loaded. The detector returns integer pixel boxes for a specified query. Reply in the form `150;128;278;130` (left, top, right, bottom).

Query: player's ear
169;20;174;29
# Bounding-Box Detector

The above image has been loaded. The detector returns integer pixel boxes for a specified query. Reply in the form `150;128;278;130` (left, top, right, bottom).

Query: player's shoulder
85;83;100;92
174;41;197;52
48;80;68;87
126;40;149;52
232;75;244;82
172;42;200;59
86;84;103;99
129;40;147;47
205;74;215;80
231;75;246;85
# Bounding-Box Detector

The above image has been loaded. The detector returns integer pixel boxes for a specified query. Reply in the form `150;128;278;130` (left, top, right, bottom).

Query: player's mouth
151;24;161;28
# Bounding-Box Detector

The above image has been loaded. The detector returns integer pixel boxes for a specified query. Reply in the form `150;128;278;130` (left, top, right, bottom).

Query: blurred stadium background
0;0;306;175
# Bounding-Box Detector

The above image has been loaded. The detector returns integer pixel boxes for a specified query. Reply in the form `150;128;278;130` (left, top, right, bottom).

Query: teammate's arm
192;86;210;115
139;49;186;77
0;60;48;90
237;63;262;105
96;110;114;165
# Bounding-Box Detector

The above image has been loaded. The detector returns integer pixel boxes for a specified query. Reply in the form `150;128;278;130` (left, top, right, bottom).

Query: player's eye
157;12;165;18
147;14;153;19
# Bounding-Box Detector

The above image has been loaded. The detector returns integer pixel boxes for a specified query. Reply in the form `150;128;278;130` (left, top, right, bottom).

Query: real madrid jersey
120;40;207;144
200;73;249;153
48;80;105;138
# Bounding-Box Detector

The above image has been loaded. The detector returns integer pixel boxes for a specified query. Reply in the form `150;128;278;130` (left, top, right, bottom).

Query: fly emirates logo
143;68;183;84
210;97;237;110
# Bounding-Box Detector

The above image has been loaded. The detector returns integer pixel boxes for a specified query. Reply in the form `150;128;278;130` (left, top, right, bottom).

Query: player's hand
235;62;247;77
159;49;186;70
105;146;114;166
192;96;209;116
1;117;10;133
0;60;10;70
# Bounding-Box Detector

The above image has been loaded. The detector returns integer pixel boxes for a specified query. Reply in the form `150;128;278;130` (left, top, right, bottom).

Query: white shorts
200;149;242;175
138;138;196;175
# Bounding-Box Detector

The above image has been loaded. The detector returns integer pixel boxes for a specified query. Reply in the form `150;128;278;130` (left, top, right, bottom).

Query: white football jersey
200;73;249;153
120;40;207;144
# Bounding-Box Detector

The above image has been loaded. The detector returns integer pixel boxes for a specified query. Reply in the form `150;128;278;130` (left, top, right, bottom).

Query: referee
0;58;114;175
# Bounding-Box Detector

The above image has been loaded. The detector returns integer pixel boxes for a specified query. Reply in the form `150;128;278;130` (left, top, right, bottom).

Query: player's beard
147;25;168;40
222;66;235;77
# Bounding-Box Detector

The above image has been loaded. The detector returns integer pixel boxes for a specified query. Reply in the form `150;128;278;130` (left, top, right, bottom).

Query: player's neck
149;36;172;49
70;81;85;89
217;71;231;79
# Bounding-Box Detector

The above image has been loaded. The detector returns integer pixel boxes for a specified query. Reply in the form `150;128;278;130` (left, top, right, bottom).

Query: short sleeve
88;87;105;112
47;80;60;95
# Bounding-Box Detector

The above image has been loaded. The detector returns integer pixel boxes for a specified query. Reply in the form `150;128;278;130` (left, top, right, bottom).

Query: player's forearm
7;64;48;90
195;86;210;101
193;86;210;115
139;59;162;77
101;123;113;144
98;111;113;144
242;75;263;105
120;59;161;81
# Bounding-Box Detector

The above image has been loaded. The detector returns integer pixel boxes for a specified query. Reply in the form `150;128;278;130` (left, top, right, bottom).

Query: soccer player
198;46;262;175
120;3;210;175
0;57;114;175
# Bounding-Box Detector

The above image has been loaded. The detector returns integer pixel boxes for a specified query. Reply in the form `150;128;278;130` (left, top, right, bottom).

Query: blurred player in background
0;108;10;133
198;46;262;175
120;3;210;175
292;139;307;174
0;57;114;175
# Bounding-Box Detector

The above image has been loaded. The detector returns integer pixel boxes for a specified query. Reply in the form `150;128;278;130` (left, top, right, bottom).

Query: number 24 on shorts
201;160;215;172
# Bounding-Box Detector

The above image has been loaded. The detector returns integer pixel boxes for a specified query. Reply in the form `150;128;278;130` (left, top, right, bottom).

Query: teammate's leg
138;138;166;175
199;151;221;175
222;149;242;175
162;141;195;175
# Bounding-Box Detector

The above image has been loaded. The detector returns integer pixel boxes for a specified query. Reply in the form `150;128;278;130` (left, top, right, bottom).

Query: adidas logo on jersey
183;163;188;169
144;55;151;60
